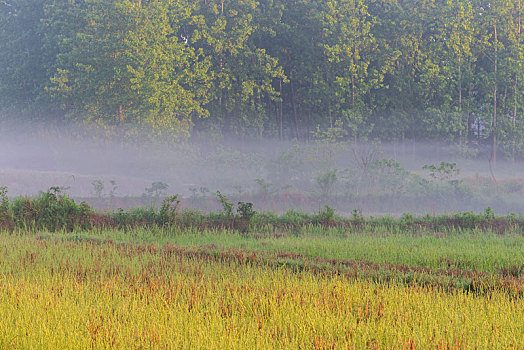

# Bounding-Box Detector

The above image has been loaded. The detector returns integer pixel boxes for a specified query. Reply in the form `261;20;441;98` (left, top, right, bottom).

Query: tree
45;0;135;132
441;0;476;144
124;0;212;140
191;0;285;137
321;0;380;142
0;0;50;114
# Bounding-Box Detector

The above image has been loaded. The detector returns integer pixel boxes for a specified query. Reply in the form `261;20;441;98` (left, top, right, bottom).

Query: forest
0;0;523;160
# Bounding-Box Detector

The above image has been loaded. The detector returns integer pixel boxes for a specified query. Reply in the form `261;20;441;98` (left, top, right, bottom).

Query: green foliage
368;159;410;196
0;186;8;210
0;186;12;229
0;0;523;156
216;190;234;218
0;185;523;235
254;178;274;197
313;205;336;224
145;181;169;209
279;209;313;227
124;0;211;140
10;187;91;232
351;209;364;223
91;180;104;199
315;169;338;198
0;0;48;110
237;201;256;220
159;195;181;225
484;207;495;220
45;0;135;127
423;162;460;181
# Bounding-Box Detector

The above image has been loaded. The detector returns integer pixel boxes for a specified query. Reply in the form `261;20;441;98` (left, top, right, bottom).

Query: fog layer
1;126;523;216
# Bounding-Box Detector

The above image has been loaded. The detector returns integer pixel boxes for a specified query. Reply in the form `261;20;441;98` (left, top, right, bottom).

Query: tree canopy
0;0;522;158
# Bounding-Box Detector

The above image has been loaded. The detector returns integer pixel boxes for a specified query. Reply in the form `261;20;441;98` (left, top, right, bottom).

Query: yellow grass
0;235;523;349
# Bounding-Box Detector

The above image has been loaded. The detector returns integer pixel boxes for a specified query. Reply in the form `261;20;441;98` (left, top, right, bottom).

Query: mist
1;122;523;217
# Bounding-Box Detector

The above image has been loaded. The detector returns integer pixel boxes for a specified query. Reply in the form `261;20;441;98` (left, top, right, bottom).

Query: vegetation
1;227;524;347
1;0;523;159
2;0;522;344
0;186;523;235
1;186;524;347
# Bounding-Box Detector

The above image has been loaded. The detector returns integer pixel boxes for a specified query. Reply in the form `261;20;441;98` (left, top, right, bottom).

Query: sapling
216;190;234;218
315;169;338;198
91;179;104;199
199;187;210;198
159;194;180;225
108;180;118;210
145;181;168;209
255;178;274;200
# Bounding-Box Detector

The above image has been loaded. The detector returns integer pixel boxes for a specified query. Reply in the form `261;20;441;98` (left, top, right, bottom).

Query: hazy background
2;0;523;217
1;123;523;216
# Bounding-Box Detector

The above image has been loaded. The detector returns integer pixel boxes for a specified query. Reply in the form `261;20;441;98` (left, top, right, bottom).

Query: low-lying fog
1;124;523;216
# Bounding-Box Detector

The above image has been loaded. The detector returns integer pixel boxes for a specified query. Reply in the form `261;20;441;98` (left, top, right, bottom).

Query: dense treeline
0;0;522;159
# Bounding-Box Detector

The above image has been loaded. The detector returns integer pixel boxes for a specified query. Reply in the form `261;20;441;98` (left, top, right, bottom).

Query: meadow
0;227;523;347
1;190;524;348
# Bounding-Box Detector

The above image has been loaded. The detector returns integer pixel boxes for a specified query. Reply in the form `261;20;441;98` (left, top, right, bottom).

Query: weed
216;190;234;218
314;205;335;224
0;186;8;210
484;207;495;219
351;208;364;222
159;195;181;225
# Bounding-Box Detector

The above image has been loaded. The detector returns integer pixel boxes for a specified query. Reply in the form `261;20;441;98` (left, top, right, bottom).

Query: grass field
1;225;524;348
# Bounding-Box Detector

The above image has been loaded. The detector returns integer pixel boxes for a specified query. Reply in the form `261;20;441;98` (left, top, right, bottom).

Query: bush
237;201;256;220
313;205;335;224
10;187;91;231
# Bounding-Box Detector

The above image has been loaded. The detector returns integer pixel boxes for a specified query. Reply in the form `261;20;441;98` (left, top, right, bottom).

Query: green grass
32;225;524;275
2;233;524;348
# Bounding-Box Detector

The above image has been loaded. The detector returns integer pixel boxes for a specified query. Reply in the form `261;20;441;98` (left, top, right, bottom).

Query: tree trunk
467;59;473;143
290;80;300;140
515;73;519;125
503;86;508;114
515;0;521;125
307;108;311;143
219;52;223;107
328;105;332;128
493;24;498;164
351;73;355;108
458;54;463;145
279;78;283;141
